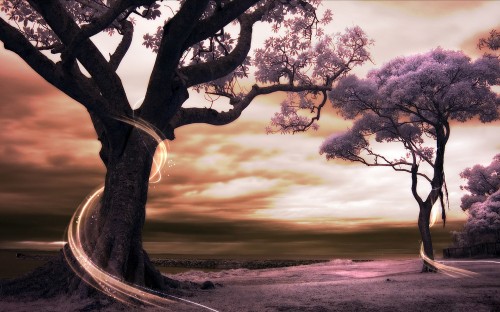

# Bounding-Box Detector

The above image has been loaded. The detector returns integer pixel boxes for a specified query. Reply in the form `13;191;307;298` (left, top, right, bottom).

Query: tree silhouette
319;48;500;271
0;0;371;299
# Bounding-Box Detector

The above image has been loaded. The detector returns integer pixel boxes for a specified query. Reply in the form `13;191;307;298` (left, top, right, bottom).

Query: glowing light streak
438;260;500;264
429;200;438;228
419;201;478;278
419;245;478;278
65;116;219;311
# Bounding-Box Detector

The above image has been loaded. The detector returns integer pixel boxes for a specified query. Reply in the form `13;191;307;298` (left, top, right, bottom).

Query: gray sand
1;259;499;311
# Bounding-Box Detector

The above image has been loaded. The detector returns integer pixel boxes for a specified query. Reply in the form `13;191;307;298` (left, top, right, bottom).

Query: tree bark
418;201;436;272
69;126;170;295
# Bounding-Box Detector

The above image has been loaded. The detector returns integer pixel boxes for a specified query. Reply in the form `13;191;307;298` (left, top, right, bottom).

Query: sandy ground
1;258;499;311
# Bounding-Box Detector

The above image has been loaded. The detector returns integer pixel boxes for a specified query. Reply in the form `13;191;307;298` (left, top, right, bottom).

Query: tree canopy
320;48;499;208
454;154;500;246
319;47;500;266
460;154;500;211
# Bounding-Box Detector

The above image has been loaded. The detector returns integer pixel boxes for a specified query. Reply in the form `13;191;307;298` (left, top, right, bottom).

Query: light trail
419;201;478;278
65;116;219;311
438;260;500;264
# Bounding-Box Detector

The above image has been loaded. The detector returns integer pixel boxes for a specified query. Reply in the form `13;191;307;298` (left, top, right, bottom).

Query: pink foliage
265;25;372;133
454;155;500;246
320;48;500;169
453;188;500;247
1;0;125;49
460;154;500;211
2;0;372;122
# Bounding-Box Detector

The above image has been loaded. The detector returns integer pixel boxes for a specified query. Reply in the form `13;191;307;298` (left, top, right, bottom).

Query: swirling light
65;116;219;311
419;201;478;278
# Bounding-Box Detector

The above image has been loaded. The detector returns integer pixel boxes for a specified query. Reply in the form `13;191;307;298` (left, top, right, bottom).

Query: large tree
0;0;371;301
319;48;500;271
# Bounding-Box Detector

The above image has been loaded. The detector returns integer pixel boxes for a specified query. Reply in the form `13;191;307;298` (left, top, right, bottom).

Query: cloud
0;57;104;217
1;2;499;253
198;177;281;198
0;159;104;216
374;1;488;17
0;57;100;168
0;77;49;119
324;1;500;78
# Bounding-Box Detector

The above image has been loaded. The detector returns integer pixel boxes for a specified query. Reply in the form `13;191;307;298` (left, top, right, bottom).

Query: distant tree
319;48;500;271
453;155;500;246
0;0;371;299
460;154;500;211
478;29;500;51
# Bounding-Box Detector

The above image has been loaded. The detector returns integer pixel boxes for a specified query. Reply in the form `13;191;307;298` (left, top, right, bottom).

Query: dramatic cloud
0;56;104;219
1;1;499;257
375;1;488;17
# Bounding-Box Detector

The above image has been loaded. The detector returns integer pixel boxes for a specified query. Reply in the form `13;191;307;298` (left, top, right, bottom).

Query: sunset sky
0;1;499;258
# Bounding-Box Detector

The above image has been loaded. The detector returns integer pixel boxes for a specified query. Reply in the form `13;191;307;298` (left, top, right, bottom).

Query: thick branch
0;18;61;91
184;0;262;48
181;1;279;88
63;0;154;64
424;122;449;208
410;152;425;206
0;17;107;115
28;0;130;113
109;19;133;71
181;14;255;87
143;0;210;107
171;84;331;128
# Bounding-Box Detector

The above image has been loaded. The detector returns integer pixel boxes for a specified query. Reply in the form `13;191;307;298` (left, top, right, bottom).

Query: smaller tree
319;48;500;271
454;155;500;246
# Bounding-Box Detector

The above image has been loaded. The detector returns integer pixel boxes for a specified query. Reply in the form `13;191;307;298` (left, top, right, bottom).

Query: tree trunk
68;127;172;295
418;201;436;272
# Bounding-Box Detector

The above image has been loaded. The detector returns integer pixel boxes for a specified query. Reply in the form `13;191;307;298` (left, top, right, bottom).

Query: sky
0;1;499;258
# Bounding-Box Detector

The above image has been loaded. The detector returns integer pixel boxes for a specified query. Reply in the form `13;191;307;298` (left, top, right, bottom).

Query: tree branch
171;83;331;128
0;17;108;116
180;11;258;88
274;90;328;133
410;151;424;205
140;0;211;129
183;0;263;48
28;0;130;113
360;147;432;183
109;19;133;71
61;0;154;66
143;0;210;101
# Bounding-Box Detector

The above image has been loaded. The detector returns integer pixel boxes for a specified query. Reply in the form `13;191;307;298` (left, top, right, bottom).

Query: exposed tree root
420;261;438;273
0;246;207;310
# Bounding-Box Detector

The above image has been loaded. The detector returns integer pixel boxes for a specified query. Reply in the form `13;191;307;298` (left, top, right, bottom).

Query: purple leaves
142;26;163;53
142;4;161;20
321;47;499;184
460;154;500;211
454;156;500;247
320;130;367;162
